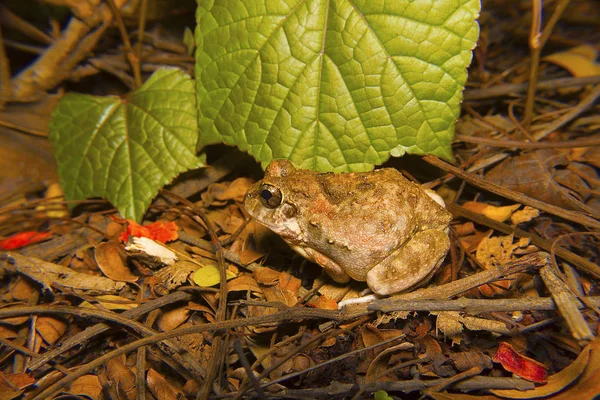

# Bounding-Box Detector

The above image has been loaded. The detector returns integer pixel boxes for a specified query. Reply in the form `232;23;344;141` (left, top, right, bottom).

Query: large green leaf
195;0;480;172
49;68;204;222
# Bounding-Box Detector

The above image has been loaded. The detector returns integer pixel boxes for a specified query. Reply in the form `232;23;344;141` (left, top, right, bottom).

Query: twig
423;156;600;230
234;339;266;400
463;76;600;101
159;190;230;398
0;6;54;45
368;296;600;313
29;307;363;400
371;252;550;310
106;0;142;88
25;291;195;371
539;266;594;340
0;21;11;105
135;0;149;62
523;0;571;126
352;357;429;400
268;376;534;398
532;84;600;141
455;134;600;149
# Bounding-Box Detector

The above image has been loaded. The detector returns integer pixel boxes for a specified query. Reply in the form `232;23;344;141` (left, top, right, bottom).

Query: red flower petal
119;220;178;243
493;342;548;383
0;231;52;250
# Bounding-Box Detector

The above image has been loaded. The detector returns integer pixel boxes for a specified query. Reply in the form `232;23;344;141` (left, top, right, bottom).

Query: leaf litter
1;1;600;399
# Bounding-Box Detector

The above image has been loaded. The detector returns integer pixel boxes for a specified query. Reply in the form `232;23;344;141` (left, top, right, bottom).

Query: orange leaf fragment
0;231;52;250
119;220;178;243
493;342;548;383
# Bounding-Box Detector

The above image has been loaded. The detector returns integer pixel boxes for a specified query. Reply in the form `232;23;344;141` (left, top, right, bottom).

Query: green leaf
192;264;237;287
49;68;204;222
374;390;393;400
195;0;480;172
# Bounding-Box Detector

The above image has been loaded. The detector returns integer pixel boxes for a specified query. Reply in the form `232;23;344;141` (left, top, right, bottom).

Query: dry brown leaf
156;306;191;331
147;368;181;400
36;316;67;345
68;375;103;399
511;206;540;225
106;358;137;400
450;350;493;372
227;275;262;293
95;241;138;282
155;260;198;290
454;221;476;236
306;295;338;309
0;325;18;339
486;149;594;213
361;326;404;348
0;373;34;400
253;267;281;286
9;277;39;302
79;295;138;311
543;45;600;77
366;342;414;382
476;234;530;269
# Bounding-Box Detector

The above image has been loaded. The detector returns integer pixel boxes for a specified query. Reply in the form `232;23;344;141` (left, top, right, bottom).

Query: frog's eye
259;184;282;209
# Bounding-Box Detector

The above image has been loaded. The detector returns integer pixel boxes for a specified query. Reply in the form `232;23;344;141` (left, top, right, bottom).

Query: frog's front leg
366;230;450;295
290;245;352;284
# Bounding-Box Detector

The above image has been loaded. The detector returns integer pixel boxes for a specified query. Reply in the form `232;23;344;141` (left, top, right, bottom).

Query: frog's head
244;159;304;241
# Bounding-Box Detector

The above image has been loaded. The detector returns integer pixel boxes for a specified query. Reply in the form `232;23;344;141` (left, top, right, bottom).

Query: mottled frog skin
244;160;452;295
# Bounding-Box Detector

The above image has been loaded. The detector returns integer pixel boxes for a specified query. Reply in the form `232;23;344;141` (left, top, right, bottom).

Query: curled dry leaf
493;342;548;383
366;342;414;382
36;316;67;345
107;358;137;400
202;177;254;206
156;306;191;331
306;295;338;310
511;206;540;225
0;373;34;400
450;350;493;372
79;295;138;311
147;368;181;400
227;275;262;293
68;375;103;399
95;241;138;282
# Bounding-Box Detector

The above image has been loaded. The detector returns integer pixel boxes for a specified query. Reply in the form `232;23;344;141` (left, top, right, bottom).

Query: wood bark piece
539;265;594;341
3;252;125;294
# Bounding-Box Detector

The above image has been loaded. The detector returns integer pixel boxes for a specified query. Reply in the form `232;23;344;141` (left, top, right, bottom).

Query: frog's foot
366;230;450;296
291;245;351;283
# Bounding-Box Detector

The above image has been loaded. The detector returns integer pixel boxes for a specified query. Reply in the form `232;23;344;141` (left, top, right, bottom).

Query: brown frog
244;159;453;295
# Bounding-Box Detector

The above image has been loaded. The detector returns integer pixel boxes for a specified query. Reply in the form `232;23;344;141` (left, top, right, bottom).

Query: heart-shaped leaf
50;68;204;221
195;0;480;172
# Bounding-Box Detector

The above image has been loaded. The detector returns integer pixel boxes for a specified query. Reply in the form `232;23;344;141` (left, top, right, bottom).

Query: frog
243;159;453;295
